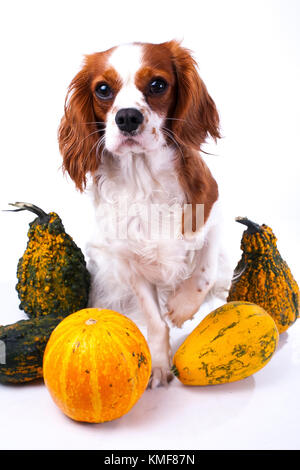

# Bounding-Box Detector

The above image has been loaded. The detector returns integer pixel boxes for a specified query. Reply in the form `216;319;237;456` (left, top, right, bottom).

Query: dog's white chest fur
86;146;213;315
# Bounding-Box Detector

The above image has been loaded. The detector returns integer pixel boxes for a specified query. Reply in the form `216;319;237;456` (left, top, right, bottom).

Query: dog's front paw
148;366;174;389
167;278;208;328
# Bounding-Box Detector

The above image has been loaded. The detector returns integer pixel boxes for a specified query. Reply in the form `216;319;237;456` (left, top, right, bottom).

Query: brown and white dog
58;40;232;388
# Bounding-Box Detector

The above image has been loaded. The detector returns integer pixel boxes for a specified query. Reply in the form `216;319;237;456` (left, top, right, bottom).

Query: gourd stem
6;202;49;223
235;217;262;234
171;364;180;377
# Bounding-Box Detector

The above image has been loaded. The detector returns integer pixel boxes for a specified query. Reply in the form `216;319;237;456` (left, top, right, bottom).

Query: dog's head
59;40;220;190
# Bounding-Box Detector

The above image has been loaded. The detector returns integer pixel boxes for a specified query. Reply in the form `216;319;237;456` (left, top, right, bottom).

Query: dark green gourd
0;315;64;383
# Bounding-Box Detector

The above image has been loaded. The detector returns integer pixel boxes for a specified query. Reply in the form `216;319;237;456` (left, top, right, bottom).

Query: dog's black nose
115;108;144;134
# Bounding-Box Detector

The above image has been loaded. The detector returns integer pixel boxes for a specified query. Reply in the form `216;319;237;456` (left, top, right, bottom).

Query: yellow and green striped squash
172;301;279;386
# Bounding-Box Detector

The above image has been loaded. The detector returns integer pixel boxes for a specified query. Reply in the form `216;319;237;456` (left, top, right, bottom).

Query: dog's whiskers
162;127;186;164
165;117;187;123
82;121;106;126
82;135;105;167
78;128;103;147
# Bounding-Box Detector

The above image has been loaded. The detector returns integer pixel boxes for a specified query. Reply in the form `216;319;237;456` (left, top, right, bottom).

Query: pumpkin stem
85;318;97;325
235;217;262;234
5;202;49;223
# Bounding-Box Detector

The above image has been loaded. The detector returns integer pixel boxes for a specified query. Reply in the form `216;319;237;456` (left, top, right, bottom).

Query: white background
0;0;299;450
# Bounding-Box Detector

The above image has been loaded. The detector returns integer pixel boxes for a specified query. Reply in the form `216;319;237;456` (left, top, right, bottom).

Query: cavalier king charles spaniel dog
58;40;232;388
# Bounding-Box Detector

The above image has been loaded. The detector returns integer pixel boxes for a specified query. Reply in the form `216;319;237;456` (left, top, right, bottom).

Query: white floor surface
0;279;299;451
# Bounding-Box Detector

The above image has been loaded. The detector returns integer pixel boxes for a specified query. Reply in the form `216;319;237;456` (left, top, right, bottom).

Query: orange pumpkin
43;308;151;423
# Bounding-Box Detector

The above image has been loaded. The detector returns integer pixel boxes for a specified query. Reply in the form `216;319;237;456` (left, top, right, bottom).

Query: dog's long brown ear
58;58;100;191
164;40;221;149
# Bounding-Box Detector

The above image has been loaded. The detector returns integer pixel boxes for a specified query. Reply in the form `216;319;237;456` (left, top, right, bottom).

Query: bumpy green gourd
11;202;90;318
227;217;299;333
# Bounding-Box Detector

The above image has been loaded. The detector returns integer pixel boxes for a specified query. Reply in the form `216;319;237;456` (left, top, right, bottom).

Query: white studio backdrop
0;0;299;283
0;0;300;452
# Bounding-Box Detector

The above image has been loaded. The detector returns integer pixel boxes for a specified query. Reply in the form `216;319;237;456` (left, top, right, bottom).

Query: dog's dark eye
95;82;113;100
149;78;168;95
